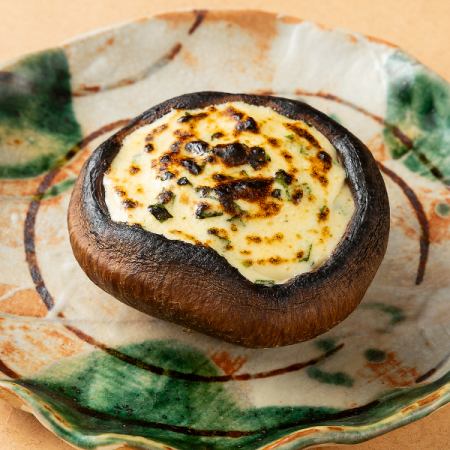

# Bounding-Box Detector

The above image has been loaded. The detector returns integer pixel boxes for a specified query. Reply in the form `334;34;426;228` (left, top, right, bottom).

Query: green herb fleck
207;228;231;249
197;211;223;219
195;203;223;219
148;204;173;222
275;169;293;199
242;260;253;267
275;169;293;187
232;201;246;216
196;186;218;200
227;215;245;226
300;244;312;262
302;182;312;196
318;205;330;221
285;134;294;141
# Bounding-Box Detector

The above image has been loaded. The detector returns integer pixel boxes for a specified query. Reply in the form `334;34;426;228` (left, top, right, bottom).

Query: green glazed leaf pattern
16;340;339;450
384;53;450;184
0;50;81;178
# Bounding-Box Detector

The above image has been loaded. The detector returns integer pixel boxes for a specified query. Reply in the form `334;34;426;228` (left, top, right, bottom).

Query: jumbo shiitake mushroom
68;92;389;347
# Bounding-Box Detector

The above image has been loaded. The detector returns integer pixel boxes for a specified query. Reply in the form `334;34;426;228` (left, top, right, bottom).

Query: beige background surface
0;1;449;449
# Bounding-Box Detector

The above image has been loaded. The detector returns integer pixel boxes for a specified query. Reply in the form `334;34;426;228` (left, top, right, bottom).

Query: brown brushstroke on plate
0;359;19;379
378;164;430;285
63;322;344;382
416;351;450;383
24;120;130;311
72;8;209;97
73;42;182;97
188;9;207;34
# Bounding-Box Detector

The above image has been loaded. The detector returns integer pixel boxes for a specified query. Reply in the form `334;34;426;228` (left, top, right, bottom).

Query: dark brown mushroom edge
68;92;389;348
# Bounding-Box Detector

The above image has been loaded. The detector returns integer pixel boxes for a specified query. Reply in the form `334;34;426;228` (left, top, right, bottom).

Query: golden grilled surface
104;102;354;284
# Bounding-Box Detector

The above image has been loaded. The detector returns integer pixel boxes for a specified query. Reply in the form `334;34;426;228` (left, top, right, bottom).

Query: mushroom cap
68;92;390;348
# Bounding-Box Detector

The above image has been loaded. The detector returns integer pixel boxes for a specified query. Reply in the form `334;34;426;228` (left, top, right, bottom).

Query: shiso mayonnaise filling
104;102;355;284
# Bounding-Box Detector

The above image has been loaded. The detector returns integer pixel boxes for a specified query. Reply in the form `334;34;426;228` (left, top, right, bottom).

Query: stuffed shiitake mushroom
68;92;389;348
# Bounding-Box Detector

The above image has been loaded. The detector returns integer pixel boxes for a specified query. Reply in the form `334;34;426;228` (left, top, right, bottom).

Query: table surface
0;1;449;449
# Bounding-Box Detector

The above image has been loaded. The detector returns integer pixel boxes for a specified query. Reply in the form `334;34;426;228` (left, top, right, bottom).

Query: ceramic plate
0;9;449;450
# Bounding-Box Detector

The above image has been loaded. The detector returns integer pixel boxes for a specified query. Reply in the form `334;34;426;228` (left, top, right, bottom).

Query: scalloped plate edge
0;373;448;450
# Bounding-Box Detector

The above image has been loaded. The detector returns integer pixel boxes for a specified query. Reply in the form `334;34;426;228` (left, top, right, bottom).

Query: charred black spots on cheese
177;112;192;123
214;178;273;214
177;177;191;186
285;123;321;148
317;150;333;170
129;165;140;175
207;227;230;242
215;178;273;201
157;189;174;204
248;146;267;170
212;173;232;182
225;106;244;121
318;205;330;222
267;137;279;147
173;129;194;142
235;116;258;133
292;188;303;205
211;131;224;140
170;142;181;153
181;158;203;175
274;169;293;186
144;143;154;153
195;186;218;200
185;140;210;156
271;188;282;199
114;186;127;197
122;199;138;209
213;142;269;170
160;171;175;181
145;123;168;142
310;150;333;186
214;142;248;166
177;111;208;123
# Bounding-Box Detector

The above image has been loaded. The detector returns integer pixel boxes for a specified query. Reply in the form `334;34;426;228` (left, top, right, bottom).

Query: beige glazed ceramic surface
0;9;449;450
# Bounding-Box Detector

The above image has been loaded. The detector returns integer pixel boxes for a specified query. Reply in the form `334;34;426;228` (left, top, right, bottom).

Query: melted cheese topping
104;102;355;284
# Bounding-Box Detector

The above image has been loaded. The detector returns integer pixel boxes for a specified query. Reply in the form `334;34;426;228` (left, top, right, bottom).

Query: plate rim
0;8;449;450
